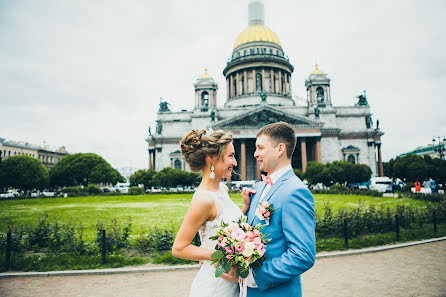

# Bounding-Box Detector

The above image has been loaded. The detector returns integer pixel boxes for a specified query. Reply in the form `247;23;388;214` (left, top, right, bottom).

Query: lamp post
432;136;446;160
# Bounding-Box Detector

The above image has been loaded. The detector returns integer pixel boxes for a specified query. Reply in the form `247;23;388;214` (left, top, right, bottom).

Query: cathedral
146;1;384;181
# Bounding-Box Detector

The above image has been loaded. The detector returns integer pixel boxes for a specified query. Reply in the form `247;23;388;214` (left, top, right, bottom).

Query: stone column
213;90;217;106
241;139;246;181
148;150;152;169
244;70;248;94
252;69;256;92
377;144;384;177
289;75;292;97
278;70;282;94
230;75;234;98
226;78;230;100
262;68;265;92
270;69;275;93
301;138;307;172
236;72;240;96
315;137;322;163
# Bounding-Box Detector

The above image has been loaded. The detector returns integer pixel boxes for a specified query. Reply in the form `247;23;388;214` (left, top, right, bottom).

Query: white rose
242;241;255;257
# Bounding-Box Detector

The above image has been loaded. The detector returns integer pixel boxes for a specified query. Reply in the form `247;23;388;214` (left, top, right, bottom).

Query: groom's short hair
257;122;296;159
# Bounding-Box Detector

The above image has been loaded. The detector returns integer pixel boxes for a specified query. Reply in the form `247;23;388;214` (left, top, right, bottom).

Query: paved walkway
0;240;445;297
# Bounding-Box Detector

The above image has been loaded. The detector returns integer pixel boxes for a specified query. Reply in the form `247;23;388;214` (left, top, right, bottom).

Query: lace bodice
195;183;243;250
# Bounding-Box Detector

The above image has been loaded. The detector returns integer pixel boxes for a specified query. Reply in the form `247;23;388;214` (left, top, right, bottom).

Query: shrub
330;184;348;191
152;251;196;265
62;186;83;197
134;227;175;252
96;218;132;252
128;187;144;195
86;184;101;195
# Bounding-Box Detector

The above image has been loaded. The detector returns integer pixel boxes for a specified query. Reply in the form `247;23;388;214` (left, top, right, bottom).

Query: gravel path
1;241;445;297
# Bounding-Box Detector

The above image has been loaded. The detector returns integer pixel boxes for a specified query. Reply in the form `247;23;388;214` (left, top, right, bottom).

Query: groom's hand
220;265;239;283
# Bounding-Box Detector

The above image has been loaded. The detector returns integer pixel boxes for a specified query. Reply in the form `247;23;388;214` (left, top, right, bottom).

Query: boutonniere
255;201;277;225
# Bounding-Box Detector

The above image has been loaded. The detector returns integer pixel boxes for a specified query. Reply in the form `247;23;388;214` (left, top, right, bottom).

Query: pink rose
253;237;261;245
231;229;246;242
225;231;231;237
245;237;251;242
253;229;260;237
259;207;266;214
221;238;227;247
246;231;254;238
226;255;232;260
218;235;224;241
264;211;270;218
257;243;266;257
235;242;245;252
225;246;234;254
261;201;269;208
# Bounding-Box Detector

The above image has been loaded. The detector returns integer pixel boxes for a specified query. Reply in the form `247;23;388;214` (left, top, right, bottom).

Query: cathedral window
316;87;325;103
201;91;209;107
241;77;245;95
244;50;247;55
233;78;237;95
269;49;273;54
256;73;262;91
174;159;182;169
250;48;255;54
347;154;356;164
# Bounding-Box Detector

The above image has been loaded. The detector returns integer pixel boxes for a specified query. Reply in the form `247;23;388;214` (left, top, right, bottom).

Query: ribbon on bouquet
239;278;248;297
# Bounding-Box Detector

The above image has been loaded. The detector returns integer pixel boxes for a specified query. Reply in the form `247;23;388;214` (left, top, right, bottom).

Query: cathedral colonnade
226;67;291;99
232;136;322;181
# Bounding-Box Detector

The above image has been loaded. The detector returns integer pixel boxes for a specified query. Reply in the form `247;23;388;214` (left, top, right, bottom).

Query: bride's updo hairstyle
180;129;233;172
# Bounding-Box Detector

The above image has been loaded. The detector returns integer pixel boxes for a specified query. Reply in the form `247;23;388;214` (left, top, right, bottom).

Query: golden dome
234;24;281;49
200;68;212;79
311;64;324;75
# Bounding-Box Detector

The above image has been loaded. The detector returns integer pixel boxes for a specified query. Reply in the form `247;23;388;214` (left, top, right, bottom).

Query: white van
114;182;130;193
370;177;393;193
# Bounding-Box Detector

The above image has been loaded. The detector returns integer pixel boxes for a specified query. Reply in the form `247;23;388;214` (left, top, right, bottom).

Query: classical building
146;1;384;180
399;139;446;160
0;138;69;170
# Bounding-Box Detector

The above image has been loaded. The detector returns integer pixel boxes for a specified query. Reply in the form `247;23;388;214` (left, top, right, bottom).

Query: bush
152;251;196;265
86;184;101;195
330;184;348;191
96;218;132;252
128;187;144;195
62;186;83;197
134;227;175;252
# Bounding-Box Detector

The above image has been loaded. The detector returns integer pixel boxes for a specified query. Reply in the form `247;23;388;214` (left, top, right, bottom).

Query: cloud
1;0;445;169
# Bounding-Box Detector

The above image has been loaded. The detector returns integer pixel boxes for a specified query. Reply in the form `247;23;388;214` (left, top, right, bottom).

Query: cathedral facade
146;1;384;181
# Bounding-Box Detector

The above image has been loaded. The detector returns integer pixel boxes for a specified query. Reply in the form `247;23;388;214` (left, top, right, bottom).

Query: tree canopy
0;155;49;190
130;167;201;188
50;153;121;187
303;161;372;186
384;154;446;183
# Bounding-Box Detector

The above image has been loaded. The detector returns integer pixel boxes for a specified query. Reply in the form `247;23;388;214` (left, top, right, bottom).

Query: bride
172;129;251;297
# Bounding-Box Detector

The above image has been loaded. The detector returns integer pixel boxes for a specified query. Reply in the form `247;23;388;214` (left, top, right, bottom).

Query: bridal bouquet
209;216;270;279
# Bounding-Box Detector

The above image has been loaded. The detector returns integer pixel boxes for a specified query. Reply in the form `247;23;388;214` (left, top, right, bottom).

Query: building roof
233;24;281;49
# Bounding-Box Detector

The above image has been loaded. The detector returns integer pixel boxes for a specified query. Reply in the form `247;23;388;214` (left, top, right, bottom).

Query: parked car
114;183;130;193
0;189;20;198
370;177;393;193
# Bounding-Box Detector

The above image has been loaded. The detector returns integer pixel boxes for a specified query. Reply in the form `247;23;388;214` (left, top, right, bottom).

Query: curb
1;236;445;279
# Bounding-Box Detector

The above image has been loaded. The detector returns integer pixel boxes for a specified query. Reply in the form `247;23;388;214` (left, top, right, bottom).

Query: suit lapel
263;169;294;204
248;182;266;225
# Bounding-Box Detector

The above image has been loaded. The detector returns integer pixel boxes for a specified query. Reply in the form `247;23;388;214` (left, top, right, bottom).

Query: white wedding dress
189;182;242;297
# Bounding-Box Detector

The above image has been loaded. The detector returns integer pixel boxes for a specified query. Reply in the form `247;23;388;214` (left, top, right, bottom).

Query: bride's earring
210;163;215;180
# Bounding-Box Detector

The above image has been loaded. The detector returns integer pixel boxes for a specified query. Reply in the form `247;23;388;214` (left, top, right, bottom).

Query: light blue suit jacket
246;169;316;297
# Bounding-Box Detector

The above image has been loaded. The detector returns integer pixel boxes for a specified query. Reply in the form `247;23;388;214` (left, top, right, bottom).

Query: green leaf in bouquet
235;269;240;279
222;261;231;273
239;269;249;279
211;250;223;260
215;266;223;278
250;256;257;264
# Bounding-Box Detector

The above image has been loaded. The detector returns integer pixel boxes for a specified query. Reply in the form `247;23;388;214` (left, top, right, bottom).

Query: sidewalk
1;239;445;297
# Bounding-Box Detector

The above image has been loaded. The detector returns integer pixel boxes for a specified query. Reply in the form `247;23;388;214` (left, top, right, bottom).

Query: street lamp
432;136;446;160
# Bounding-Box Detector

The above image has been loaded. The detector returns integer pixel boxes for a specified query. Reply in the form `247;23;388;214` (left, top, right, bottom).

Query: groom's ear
277;143;287;157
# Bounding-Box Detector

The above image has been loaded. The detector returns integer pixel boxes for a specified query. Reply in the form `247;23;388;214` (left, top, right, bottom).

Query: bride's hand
220;265;239;283
241;188;256;212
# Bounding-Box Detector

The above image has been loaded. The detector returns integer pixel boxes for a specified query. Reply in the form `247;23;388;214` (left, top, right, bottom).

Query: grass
0;193;430;240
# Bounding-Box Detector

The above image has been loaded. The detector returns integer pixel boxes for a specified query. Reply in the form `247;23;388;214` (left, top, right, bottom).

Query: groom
233;121;316;296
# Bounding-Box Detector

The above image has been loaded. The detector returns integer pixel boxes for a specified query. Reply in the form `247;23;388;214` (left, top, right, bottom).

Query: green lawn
0;193;428;240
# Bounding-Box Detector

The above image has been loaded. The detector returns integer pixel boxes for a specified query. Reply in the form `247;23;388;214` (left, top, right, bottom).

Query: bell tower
194;69;218;111
305;64;332;107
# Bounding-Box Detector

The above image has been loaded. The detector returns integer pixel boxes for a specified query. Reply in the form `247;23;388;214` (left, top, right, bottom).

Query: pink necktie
261;174;273;186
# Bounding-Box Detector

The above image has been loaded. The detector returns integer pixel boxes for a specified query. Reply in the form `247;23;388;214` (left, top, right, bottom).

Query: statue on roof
158;98;171;112
366;116;373;129
314;106;320;118
210;109;216;121
356;91;368;106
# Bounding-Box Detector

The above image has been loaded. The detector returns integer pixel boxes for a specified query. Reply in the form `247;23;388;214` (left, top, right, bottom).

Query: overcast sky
1;0;445;170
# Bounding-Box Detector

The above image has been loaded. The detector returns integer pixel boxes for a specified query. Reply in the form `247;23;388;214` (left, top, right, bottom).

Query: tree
303;162;329;186
0;155;49;190
50;153;119;187
151;167;200;188
129;169;156;188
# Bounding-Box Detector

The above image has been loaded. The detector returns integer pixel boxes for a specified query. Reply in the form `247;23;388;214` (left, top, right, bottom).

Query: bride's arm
172;196;216;261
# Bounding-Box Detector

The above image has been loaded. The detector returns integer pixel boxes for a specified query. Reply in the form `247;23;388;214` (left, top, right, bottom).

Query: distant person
429;178;436;193
414;181;421;193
